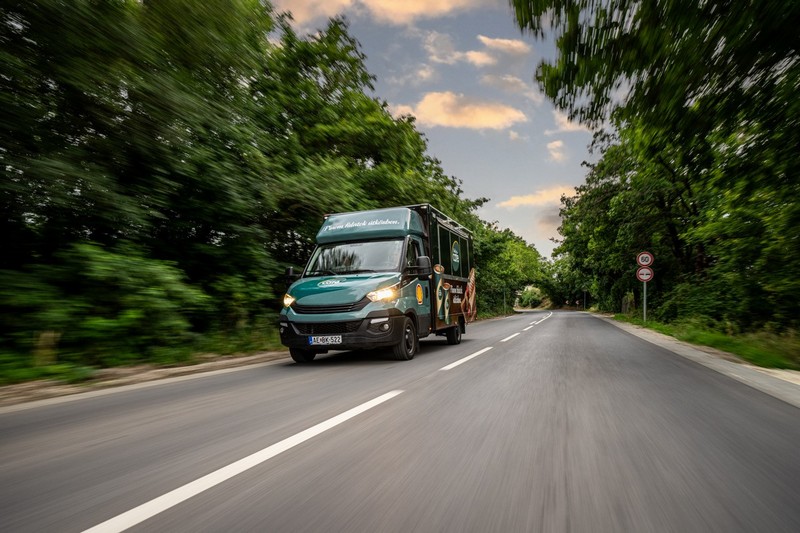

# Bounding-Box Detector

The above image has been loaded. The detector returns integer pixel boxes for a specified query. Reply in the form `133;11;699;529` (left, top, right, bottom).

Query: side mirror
285;266;301;286
415;256;432;277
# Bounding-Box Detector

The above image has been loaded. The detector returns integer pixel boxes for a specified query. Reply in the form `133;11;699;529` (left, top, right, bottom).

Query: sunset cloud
547;140;567;161
476;35;531;55
274;0;490;26
391;92;527;130
497;185;576;209
481;74;544;103
422;31;530;69
545;110;592;135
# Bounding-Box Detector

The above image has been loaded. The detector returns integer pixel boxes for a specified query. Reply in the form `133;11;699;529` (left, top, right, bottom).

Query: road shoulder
596;313;800;409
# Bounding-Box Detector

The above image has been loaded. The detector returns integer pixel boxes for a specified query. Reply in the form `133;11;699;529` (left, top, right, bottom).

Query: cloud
509;130;520;141
273;0;355;26
365;0;489;24
387;64;438;87
545;110;591;135
424;32;462;64
547;140;567;161
422;31;530;69
476;35;531;55
424;33;496;67
391;92;527;130
481;74;544;103
497;185;575;209
464;51;496;66
274;0;490;26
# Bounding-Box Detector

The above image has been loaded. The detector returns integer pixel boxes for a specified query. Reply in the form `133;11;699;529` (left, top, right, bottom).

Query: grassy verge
0;329;286;386
613;314;800;370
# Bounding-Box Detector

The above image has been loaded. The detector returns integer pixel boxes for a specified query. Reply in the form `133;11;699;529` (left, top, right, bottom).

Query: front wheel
393;317;418;360
446;324;462;345
290;348;316;364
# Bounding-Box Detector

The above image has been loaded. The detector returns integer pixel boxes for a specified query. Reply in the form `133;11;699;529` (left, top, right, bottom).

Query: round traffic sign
637;251;654;267
636;266;654;282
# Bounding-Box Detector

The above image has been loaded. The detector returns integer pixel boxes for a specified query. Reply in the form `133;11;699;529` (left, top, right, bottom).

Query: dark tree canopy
0;1;545;380
510;0;800;334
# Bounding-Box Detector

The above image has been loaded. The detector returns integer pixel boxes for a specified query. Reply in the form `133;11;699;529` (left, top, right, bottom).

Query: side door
404;237;432;336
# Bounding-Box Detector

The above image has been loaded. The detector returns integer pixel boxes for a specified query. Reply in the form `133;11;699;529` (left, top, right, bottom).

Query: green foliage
0;2;544;382
614;315;800;370
518;287;543;309
511;0;800;339
474;223;543;315
1;243;208;367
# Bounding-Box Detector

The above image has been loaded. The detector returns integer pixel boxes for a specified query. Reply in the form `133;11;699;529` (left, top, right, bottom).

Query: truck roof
316;206;426;244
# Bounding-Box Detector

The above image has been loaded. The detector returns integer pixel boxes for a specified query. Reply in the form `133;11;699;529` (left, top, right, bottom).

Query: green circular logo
451;241;461;271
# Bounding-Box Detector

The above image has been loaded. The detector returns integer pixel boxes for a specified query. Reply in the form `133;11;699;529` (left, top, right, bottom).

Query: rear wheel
393;317;418;360
290;348;316;364
446;323;462;345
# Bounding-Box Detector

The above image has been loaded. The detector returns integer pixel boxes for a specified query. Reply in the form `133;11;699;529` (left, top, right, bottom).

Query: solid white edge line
439;347;493;371
82;390;404;533
523;326;534;331
500;333;520;343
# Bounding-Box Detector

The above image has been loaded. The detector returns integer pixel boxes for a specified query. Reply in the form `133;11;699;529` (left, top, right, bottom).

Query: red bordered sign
637;251;654;267
636;266;654;282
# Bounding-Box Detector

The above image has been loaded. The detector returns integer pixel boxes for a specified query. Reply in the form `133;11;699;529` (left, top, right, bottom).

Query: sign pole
636;252;654;325
643;281;647;323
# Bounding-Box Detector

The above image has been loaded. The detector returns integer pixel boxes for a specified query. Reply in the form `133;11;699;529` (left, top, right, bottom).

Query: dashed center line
440;347;493;371
83;312;557;531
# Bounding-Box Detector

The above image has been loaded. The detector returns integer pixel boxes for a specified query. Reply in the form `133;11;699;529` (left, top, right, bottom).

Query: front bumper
279;310;406;352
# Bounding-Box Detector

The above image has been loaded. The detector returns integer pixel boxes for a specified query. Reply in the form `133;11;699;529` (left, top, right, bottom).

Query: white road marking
439;347;493;371
82;390;404;533
534;312;553;325
523;326;533;331
500;333;520;343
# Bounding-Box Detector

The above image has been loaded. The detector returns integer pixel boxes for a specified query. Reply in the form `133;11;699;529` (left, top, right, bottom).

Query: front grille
294;321;361;335
292;298;369;314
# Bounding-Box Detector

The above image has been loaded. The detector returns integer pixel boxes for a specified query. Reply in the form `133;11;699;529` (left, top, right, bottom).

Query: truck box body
279;205;476;361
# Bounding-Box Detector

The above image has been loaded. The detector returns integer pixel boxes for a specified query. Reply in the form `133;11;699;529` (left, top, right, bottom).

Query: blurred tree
510;0;800;329
0;1;544;378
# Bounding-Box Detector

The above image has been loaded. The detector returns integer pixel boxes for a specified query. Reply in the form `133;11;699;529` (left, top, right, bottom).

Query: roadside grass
0;328;286;386
614;315;800;370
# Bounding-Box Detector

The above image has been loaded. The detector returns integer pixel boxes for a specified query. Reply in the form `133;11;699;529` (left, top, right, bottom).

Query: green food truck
280;204;476;363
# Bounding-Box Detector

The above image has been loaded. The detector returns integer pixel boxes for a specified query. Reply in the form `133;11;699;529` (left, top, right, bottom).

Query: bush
0;242;209;370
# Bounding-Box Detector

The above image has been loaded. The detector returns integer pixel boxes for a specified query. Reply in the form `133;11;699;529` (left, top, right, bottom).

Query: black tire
392;317;418;360
446;323;462;345
290;348;316;364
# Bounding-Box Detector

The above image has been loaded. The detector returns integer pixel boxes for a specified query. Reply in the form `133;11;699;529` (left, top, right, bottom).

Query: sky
273;0;595;258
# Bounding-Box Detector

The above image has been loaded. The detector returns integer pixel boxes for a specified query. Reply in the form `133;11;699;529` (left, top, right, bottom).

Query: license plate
309;335;342;346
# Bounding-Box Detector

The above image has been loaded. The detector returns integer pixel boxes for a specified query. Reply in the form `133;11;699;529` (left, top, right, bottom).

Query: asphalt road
1;311;799;533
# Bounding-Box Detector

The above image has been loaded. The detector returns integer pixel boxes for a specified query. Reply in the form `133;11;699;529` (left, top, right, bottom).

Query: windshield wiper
339;269;377;274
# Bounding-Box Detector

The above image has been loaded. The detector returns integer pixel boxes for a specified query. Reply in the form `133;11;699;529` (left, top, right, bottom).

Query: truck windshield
306;240;404;276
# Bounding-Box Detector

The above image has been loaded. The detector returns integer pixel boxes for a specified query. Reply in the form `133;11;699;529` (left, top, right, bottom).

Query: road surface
1;311;799;532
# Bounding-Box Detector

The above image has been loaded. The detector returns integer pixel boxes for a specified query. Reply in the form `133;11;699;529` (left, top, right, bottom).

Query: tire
392;317;418;360
290;348;316;364
446;323;462;345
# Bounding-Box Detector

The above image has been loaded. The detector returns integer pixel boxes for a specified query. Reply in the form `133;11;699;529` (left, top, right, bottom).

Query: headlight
283;293;295;307
367;285;399;302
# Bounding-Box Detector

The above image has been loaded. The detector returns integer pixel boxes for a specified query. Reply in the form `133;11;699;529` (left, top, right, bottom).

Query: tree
510;0;800;329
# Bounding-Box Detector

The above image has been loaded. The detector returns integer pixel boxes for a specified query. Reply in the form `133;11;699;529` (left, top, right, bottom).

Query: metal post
643;281;647;323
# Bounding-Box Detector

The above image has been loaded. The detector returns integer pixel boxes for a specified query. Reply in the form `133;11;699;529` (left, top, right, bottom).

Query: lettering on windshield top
323;219;400;231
